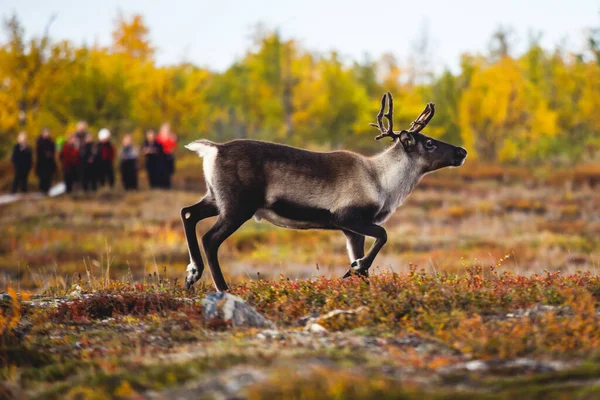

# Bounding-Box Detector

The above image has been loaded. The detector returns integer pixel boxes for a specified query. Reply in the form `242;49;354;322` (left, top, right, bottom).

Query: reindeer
181;92;467;291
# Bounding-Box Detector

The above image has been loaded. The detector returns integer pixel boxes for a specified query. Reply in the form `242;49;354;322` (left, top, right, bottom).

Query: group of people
10;122;177;194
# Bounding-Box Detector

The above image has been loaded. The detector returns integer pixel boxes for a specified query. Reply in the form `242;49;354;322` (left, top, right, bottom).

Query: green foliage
1;13;600;162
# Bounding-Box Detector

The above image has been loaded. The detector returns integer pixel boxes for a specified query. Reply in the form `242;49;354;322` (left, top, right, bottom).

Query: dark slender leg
22;173;28;193
132;165;138;189
202;213;252;292
40;172;51;193
340;224;387;278
108;166;114;188
82;168;90;191
98;168;105;186
343;230;365;262
90;168;97;191
12;173;19;194
181;196;219;289
65;170;73;193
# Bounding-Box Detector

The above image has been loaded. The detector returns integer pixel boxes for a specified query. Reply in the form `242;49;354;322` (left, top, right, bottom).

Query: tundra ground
1;164;600;398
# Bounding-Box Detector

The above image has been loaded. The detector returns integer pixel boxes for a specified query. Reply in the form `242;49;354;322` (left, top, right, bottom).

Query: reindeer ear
398;130;415;150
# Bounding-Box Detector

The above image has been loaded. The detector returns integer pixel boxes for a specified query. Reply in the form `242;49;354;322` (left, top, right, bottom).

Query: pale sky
1;0;599;72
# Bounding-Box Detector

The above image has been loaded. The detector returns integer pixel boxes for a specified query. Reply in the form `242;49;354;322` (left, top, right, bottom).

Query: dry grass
1;165;599;293
1;163;600;398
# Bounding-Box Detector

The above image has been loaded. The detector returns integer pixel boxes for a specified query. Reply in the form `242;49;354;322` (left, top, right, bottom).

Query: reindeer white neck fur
371;144;424;220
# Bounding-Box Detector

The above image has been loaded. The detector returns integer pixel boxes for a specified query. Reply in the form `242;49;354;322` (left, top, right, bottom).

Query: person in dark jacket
11;132;33;193
97;128;115;188
119;134;139;190
74;121;89;187
60;135;80;193
74;121;88;149
81;134;98;192
156;123;177;189
142;130;165;189
35;128;56;194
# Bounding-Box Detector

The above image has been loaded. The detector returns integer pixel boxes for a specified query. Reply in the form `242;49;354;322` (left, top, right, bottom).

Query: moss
248;363;600;400
32;353;255;399
0;345;50;371
21;360;101;384
493;361;600;389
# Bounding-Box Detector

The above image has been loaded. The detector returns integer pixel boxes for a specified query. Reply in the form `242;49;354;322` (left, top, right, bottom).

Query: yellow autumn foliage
1;13;599;163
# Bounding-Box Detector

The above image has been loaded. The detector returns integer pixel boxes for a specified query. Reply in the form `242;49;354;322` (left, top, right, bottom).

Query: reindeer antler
408;103;435;134
370;93;435;141
370;92;395;141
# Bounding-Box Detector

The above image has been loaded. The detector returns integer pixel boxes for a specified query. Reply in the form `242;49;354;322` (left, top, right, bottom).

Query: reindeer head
370;92;467;173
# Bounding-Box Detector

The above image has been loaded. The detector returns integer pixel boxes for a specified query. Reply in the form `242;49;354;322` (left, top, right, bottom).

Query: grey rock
0;293;12;302
68;284;83;298
298;306;369;330
506;304;572;319
305;323;328;334
257;329;285;340
438;358;566;375
147;366;267;399
201;292;275;329
297;312;320;327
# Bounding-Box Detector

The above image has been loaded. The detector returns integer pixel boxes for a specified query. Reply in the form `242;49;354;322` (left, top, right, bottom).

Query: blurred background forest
1;12;600;164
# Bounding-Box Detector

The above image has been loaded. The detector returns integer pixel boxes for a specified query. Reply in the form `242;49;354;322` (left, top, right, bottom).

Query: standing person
142;129;164;189
81;134;98;192
156;123;176;189
60;135;80;193
74;121;89;187
74;121;88;148
119;134;139;190
11;132;33;194
97;128;115;188
35;128;56;194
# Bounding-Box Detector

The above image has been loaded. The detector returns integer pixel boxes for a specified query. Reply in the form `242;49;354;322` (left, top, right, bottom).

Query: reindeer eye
425;140;435;149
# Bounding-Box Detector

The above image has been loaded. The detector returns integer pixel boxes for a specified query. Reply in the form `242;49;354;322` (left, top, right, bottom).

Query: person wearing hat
97;128;115;188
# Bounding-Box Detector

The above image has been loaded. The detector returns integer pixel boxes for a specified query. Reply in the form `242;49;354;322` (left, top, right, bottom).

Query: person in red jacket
97;128;115;188
60;135;80;193
156;123;176;189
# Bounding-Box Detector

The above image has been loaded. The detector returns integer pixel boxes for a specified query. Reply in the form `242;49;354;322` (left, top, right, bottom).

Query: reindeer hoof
352;260;369;276
343;260;369;278
185;263;201;289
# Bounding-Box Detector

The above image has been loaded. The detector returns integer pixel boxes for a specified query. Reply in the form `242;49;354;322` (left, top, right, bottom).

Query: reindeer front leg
340;224;387;278
343;230;365;264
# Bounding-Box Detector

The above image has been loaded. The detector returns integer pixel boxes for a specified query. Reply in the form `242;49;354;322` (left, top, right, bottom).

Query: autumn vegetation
1;167;599;397
1;13;600;164
2;10;600;400
4;266;600;398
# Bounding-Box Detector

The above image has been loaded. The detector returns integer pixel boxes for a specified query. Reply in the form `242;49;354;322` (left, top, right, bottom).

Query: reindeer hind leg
202;211;254;292
181;195;218;289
